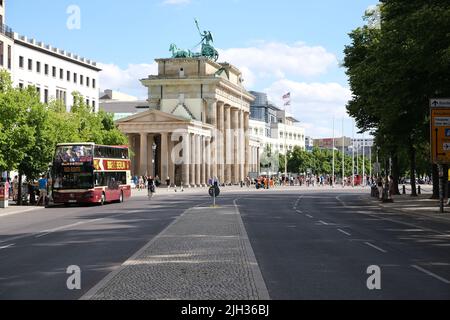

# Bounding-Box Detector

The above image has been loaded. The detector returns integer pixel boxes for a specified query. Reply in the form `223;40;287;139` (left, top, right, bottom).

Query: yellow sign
431;108;450;164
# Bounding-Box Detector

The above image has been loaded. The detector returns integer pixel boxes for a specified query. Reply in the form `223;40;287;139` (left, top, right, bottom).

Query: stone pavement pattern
85;202;269;300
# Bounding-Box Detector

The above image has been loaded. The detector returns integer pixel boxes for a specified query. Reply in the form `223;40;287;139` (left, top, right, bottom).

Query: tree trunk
409;143;417;197
392;154;400;195
432;164;439;199
17;172;23;206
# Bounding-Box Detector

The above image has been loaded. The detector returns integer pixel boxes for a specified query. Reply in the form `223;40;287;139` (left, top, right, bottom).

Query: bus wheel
100;193;106;206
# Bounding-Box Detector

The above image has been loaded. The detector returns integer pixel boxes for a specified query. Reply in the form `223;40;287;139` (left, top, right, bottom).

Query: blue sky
7;0;376;138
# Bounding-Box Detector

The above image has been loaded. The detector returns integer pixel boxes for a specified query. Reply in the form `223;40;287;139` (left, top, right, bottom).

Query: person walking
147;176;156;199
377;176;384;200
37;175;48;206
166;176;171;190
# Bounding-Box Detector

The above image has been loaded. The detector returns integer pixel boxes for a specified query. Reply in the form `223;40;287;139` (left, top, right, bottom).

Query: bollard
418;185;421;195
403;185;406;195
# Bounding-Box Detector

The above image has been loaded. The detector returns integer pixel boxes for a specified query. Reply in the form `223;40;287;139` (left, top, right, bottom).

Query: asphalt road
236;190;450;300
0;188;449;300
0;192;210;300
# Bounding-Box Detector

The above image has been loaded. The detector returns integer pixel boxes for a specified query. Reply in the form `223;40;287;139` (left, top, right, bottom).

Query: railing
0;23;13;39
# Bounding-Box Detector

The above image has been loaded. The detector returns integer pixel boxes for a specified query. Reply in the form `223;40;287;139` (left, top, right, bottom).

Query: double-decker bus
51;143;132;205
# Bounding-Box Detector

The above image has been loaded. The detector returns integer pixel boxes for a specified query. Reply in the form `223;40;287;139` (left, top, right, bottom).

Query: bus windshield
55;145;93;163
53;171;94;190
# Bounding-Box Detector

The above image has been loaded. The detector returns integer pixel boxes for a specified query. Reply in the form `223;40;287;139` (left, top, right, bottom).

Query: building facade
0;1;100;111
249;91;306;156
116;57;260;187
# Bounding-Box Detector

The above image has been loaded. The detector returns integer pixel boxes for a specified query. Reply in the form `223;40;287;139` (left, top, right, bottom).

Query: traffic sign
209;186;220;198
430;108;450;164
430;99;450;108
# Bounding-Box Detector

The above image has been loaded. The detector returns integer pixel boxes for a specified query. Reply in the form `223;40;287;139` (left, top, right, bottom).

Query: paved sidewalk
367;194;450;221
82;200;270;300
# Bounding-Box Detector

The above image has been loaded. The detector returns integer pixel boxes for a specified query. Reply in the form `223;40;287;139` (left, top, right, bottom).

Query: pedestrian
389;175;395;198
37;175;48;206
12;176;19;202
377;177;383;200
147;176;156;199
166;176;171;190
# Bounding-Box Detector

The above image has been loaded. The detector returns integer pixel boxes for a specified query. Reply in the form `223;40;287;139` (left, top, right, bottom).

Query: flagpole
362;133;366;187
342;118;345;188
352;121;355;188
332;117;335;188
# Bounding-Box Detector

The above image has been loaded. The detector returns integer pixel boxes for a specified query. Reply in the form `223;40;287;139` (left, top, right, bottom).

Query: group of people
1;175;49;206
133;175;164;191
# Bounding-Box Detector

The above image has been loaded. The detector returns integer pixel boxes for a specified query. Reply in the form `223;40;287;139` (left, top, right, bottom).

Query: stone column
205;137;211;184
147;135;155;178
139;133;148;176
244;112;250;179
239;110;245;183
231;108;239;184
190;133;196;187
224;106;232;185
127;134;135;176
182;133;190;188
208;100;218;180
161;133;169;185
196;134;201;187
201;136;206;186
168;134;175;187
217;102;225;184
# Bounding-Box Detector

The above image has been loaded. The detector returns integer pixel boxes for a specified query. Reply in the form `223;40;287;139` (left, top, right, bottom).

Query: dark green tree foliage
344;0;450;196
0;71;128;181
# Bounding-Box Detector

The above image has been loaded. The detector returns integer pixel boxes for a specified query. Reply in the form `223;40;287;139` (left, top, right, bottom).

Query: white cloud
219;41;338;82
265;79;352;138
98;62;158;99
162;0;191;5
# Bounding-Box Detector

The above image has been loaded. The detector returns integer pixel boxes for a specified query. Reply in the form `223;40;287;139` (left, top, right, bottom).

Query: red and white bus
51;143;132;205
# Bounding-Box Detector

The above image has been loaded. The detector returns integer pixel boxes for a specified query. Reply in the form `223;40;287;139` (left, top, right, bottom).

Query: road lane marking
338;229;352;236
34;210;148;238
365;242;388;253
296;210;303;214
306;214;314;218
411;265;450;285
318;220;329;226
0;244;14;250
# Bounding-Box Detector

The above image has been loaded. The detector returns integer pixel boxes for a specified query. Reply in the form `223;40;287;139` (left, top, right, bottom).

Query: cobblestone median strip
82;201;270;300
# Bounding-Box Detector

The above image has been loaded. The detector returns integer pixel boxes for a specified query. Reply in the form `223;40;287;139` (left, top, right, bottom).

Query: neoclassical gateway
117;57;261;187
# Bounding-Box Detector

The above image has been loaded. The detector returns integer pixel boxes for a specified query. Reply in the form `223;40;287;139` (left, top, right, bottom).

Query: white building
1;1;100;111
249;91;306;155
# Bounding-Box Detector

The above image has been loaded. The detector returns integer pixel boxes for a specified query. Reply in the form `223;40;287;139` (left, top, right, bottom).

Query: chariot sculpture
169;19;219;62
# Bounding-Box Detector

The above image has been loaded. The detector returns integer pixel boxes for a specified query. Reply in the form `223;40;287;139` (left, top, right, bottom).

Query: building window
92;79;96;89
7;45;11;69
80;75;84;85
92;100;96;111
36;61;41;73
44;64;49;75
86;98;89;106
19;82;24;89
28;59;33;71
0;41;4;66
60;68;63;80
86;77;90;87
44;89;48;104
19;56;24;68
36;87;41;100
74;73;77;84
52;66;56;77
67;71;70;82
